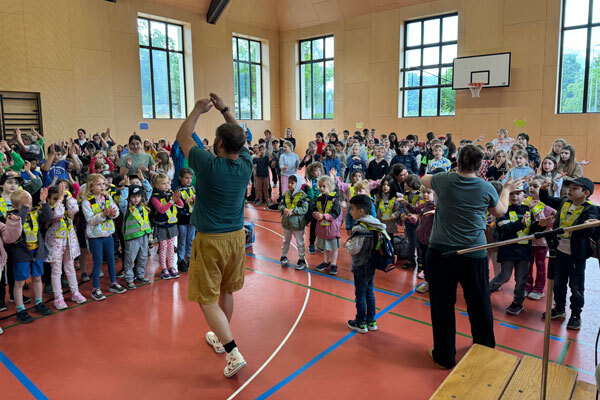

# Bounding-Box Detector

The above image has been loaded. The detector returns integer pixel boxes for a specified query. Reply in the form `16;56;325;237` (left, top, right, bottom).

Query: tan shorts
188;228;246;305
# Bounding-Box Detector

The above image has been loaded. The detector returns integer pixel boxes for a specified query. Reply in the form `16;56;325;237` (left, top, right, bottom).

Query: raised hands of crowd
39;187;48;204
329;168;337;177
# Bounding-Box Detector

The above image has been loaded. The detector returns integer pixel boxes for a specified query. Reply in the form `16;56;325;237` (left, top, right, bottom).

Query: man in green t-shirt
176;92;252;378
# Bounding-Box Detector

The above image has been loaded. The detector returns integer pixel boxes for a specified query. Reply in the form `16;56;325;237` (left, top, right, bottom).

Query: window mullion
147;19;156;119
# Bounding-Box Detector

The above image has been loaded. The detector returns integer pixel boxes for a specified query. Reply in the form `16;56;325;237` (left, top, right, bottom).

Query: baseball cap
0;171;24;186
568;177;594;195
128;185;143;198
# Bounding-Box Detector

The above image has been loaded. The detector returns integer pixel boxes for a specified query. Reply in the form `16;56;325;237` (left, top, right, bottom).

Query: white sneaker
0;326;3;335
417;281;429;293
224;348;246;378
341;201;347;208
528;291;545;300
206;331;225;354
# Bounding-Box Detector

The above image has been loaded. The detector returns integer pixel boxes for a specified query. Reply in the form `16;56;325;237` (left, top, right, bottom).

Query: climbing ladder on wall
0;91;43;141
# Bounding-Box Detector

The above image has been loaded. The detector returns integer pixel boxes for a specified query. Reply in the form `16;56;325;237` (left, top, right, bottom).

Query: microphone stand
442;220;600;400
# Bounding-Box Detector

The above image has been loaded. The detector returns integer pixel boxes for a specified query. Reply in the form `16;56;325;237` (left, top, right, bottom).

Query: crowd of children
264;127;597;333
0;125;596;338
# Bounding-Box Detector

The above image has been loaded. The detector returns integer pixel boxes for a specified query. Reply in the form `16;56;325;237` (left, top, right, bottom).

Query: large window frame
232;36;263;120
137;16;187;119
299;35;334;120
400;13;458;118
557;0;600;114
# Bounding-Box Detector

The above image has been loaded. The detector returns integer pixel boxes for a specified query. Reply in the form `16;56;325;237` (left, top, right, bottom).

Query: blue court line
246;252;402;298
460;312;469;317
550;335;566;342
424;302;430;306
0;348;48;399
499;322;519;330
256;285;420;399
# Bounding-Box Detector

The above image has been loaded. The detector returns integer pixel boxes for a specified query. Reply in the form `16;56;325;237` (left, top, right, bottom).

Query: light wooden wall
279;0;600;180
0;0;280;146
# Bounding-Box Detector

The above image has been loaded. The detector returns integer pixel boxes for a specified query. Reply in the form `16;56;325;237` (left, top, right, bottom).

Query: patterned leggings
159;237;176;270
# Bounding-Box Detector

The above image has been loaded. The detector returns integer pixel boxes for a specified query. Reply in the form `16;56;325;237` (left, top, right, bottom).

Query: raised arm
176;99;214;159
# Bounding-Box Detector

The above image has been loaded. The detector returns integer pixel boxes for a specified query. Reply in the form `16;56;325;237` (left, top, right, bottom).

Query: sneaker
71;292;87;304
0;300;7;312
54;297;68;310
169;268;180;279
308;245;316;254
99;271;104;278
224;348;247;378
347;319;368;334
33;303;52;316
109;283;127;294
367;320;378;331
417;270;425;279
329;264;338;275
178;259;188;273
273;183;277;188
295;259;307;270
135;276;151;284
566;315;581;330
506;302;524;316
524;290;529;297
429;348;452;370
0;326;3;335
116;269;125;279
542;307;566;320
206;331;225;354
341;201;347;208
417;281;430;293
80;273;90;282
125;281;136;290
161;269;172;280
528;291;545;300
16;310;34;324
315;262;330;272
280;256;289;266
91;289;106;301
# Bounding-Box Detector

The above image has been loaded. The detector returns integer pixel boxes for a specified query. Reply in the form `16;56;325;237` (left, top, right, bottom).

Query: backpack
393;234;411;260
354;226;396;273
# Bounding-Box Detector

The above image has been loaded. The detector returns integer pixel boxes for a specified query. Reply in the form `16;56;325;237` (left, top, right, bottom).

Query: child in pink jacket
0;213;23;334
312;176;343;275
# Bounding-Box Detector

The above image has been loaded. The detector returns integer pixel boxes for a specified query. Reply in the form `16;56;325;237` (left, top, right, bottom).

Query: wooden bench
430;344;520;400
500;356;577;400
571;381;597;400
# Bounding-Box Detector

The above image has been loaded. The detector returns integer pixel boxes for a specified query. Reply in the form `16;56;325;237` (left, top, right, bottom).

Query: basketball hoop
468;82;485;98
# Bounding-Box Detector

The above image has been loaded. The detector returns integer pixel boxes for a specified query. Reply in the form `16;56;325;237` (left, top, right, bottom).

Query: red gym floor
0;194;599;399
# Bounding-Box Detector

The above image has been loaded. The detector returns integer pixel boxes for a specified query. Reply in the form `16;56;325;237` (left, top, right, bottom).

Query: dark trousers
427;247;496;368
309;217;317;246
419;243;429;278
554;250;586;316
353;264;376;323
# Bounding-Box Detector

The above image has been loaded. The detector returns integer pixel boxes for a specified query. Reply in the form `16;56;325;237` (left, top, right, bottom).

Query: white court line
227;223;311;400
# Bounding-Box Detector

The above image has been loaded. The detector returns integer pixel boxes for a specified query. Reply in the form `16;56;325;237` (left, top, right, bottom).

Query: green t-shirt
189;146;252;233
118;152;155;178
429;172;499;258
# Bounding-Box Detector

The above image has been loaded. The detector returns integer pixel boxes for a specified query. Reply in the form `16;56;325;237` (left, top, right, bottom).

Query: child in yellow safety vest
311;175;343;275
8;189;53;324
45;182;87;310
279;174;309;270
401;174;423;270
176;168;195;273
150;173;183;280
374;175;404;236
119;185;152;290
81;174;126;302
489;185;545;316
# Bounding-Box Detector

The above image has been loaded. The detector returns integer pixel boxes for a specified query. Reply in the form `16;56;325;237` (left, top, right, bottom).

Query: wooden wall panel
72;48;115;118
503;21;546;91
69;0;111;51
464;0;503;52
0;13;28;91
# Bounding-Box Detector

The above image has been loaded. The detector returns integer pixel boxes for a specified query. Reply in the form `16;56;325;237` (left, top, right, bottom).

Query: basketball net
468;82;484;98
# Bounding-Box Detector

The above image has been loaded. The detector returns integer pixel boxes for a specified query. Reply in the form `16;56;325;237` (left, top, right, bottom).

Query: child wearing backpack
344;194;387;333
312;175;343;275
279;174;309;270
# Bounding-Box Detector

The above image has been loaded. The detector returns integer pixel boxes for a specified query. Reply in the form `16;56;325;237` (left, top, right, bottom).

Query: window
137;17;186;119
400;14;458;117
558;0;600;113
232;36;262;120
299;35;334;119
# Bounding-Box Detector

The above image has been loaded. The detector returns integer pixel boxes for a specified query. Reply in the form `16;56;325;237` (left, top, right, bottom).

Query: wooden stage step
430;344;597;400
571;381;597;400
501;356;577;399
430;344;520;399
